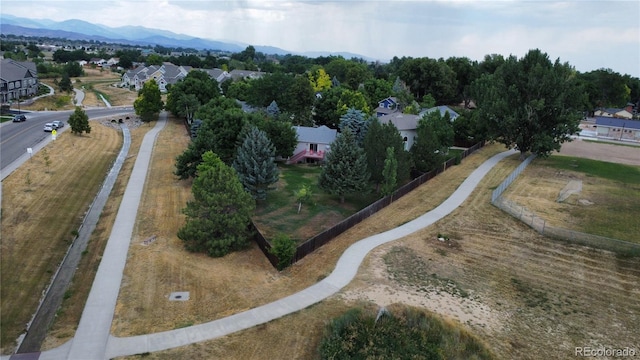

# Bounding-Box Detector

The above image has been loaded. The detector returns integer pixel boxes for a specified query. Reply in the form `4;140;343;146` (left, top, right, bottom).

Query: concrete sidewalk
16;126;515;359
102;148;516;358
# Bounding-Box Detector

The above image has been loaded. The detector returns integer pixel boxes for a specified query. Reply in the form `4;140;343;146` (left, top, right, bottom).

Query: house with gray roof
1;59;39;104
378;106;460;151
121;63;191;92
288;125;337;164
378;113;421;150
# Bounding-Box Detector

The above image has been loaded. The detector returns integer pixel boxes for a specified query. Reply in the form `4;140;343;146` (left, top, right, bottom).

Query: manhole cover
169;291;190;301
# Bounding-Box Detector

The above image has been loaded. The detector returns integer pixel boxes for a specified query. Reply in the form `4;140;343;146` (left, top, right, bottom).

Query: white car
43;123;54;132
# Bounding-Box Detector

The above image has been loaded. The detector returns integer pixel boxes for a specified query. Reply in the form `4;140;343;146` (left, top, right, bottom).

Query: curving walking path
7;115;516;359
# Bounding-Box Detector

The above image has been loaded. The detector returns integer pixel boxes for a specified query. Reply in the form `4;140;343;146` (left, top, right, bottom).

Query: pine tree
318;129;370;203
178;151;255;257
267;100;280;118
59;72;73;92
67;106;91;135
339;108;369;146
233;127;280;201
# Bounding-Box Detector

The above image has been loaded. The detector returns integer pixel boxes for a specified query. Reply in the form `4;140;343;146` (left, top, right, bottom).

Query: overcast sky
2;0;639;77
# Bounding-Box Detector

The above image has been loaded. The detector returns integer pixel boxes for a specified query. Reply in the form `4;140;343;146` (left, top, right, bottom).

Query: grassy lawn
253;164;379;242
542;156;640;183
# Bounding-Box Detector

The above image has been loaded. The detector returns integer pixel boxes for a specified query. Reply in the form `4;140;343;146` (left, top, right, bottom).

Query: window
309;143;318;152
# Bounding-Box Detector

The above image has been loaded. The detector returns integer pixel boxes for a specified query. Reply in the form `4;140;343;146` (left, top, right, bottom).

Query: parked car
12;114;26;122
43;123;54;132
52;120;64;129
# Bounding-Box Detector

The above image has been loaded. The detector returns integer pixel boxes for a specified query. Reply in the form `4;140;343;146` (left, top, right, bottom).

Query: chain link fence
491;154;640;257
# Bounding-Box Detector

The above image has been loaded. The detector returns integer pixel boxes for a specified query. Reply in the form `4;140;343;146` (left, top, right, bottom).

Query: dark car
52;120;64;129
12;114;26;122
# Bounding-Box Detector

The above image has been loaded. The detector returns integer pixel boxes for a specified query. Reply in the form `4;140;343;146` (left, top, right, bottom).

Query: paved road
2;116;515;360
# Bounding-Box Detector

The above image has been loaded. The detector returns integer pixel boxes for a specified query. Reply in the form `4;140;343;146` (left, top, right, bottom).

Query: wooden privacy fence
253;142;485;269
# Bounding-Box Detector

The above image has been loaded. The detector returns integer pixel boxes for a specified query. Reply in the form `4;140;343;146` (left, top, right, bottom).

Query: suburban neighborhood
1;8;639;360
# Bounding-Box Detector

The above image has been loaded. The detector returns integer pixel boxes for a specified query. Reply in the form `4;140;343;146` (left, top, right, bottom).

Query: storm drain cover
169;291;190;301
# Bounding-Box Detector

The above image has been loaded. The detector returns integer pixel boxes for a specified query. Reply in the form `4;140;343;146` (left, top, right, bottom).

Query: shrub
318;304;494;359
269;234;297;270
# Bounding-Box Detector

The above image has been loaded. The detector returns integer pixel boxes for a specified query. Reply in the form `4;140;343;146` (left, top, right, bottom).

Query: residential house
121;63;192;92
199;68;228;83
419;105;460;121
228;69;265;81
0;59;39;104
375;97;400;117
379;106;460;151
378;112;421;150
594;108;633;119
287;125;337;164
105;57;120;67
594;117;640;142
89;58;107;66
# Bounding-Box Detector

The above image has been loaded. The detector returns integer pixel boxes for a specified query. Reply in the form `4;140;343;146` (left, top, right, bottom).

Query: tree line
134;47;639;265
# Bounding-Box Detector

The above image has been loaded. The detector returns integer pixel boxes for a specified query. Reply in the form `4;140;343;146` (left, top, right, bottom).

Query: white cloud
1;0;638;75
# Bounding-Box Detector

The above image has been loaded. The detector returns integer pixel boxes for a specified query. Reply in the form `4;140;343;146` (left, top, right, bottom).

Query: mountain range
0;14;372;60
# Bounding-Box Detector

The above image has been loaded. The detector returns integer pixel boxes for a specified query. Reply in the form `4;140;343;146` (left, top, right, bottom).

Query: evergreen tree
266;100;280;118
178;151;255;257
233;127;280;201
67;106;91;135
319;129;370;203
339;108;369;146
134;79;164;122
59;72;73;92
381;147;398;197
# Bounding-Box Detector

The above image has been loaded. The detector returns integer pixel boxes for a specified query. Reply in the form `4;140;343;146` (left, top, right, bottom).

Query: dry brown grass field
18;67;137;111
38;120;151;351
103;133;638;360
7;92;637;359
0;119;133;353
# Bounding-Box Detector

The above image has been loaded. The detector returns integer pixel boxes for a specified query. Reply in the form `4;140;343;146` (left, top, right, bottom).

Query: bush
269;233;297;270
318;304;494;359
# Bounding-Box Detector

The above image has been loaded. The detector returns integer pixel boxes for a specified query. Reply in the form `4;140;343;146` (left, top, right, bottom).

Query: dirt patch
558;138;640;166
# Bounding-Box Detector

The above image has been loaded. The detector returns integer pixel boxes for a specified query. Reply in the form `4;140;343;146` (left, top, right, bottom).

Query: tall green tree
318;129;370;203
59;72;73;92
381;147;398;197
233;127;280;201
166;71;220;120
174;98;246;179
411;111;454;173
254;114;298;158
313;86;344;129
362;78;393;110
472;49;585;160
67;106;91;135
364;119;411;190
337;89;370;116
134;79;164;122
177;151;255;257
